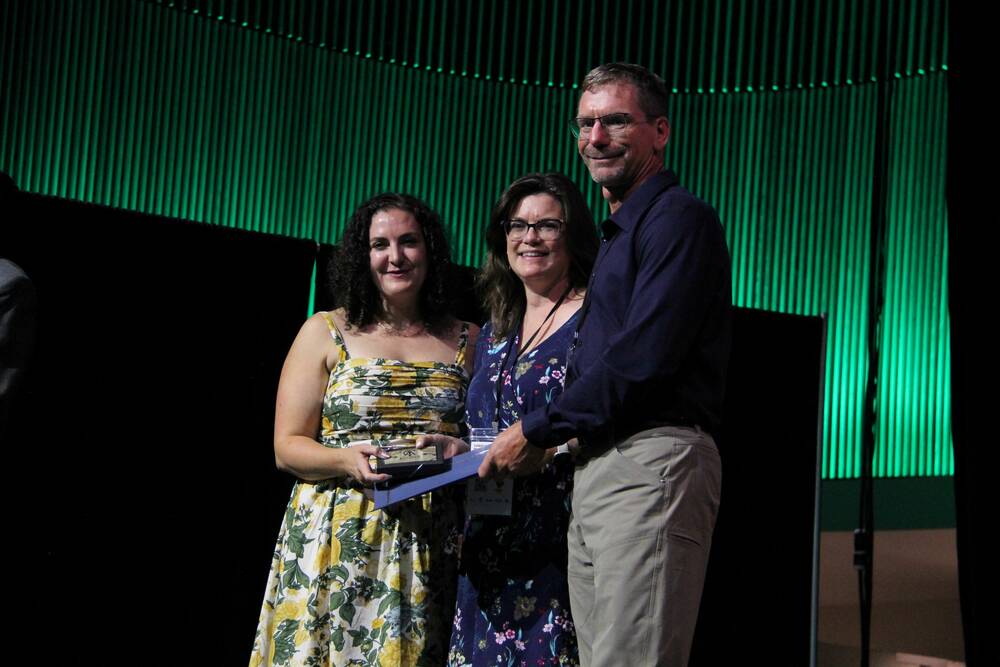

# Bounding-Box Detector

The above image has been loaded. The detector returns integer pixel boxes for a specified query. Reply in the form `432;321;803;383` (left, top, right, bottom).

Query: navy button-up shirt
522;170;732;451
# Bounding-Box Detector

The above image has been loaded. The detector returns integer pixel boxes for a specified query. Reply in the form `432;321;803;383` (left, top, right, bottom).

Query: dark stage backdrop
1;191;314;665
0;0;950;481
692;309;826;666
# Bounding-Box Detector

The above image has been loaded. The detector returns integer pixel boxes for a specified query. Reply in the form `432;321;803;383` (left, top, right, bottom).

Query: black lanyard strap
492;285;573;428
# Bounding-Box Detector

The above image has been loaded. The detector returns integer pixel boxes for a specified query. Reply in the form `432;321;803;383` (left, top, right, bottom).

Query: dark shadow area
691;309;825;666
1;191;314;664
948;5;991;666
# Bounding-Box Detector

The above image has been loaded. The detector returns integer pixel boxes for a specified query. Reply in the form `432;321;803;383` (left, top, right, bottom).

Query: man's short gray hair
581;63;670;122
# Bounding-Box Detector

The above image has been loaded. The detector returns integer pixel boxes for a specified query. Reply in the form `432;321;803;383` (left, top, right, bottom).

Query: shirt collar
600;170;679;238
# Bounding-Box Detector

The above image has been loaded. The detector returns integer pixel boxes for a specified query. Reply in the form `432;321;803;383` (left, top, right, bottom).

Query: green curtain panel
0;0;950;478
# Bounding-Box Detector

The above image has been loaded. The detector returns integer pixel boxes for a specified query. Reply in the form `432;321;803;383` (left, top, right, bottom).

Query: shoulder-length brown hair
478;173;599;340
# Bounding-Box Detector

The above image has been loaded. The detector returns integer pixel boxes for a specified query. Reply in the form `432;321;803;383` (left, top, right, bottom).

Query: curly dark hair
330;193;453;332
479;173;599;340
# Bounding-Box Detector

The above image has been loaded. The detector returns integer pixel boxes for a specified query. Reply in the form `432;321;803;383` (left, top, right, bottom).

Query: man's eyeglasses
502;219;565;241
569;112;649;138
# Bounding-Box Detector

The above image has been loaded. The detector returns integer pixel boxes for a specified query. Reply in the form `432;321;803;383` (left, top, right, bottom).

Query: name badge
469;426;498;452
466;477;514;516
464;426;511;515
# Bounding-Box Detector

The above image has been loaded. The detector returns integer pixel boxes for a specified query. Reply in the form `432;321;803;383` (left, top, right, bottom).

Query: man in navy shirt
480;63;731;666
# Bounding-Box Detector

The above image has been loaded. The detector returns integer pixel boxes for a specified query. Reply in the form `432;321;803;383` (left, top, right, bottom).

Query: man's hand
478;421;546;478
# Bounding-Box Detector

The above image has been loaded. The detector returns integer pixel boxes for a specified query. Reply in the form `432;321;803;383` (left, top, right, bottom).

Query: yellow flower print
273;597;305;625
333;497;363;521
312;541;336;570
513;595;537;620
379;638;401;666
372;617;384;629
329;536;341;564
362;516;380;544
310;490;331;510
294;622;310;645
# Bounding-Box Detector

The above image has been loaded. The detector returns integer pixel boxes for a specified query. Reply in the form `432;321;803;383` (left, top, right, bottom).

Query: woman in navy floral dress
444;173;598;667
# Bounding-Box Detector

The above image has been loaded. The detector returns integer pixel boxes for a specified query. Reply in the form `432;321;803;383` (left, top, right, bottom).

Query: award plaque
370;438;446;477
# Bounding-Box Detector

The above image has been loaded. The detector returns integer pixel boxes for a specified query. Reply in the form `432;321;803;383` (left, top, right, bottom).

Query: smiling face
505;193;570;289
368;207;427;304
576;82;670;206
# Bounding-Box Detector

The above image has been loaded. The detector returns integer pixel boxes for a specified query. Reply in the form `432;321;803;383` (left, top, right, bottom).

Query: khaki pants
568;426;721;667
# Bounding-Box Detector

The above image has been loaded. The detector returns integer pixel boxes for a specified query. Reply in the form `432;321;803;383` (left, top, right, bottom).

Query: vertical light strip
877;73;950;477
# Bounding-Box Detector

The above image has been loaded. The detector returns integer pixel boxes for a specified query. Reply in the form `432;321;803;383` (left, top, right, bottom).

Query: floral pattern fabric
250;314;468;667
448;317;579;667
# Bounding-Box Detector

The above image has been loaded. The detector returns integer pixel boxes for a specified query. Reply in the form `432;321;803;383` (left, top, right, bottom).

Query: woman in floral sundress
250;193;478;667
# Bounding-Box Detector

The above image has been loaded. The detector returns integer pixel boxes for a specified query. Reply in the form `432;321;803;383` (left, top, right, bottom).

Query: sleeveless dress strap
320;312;350;363
454;321;471;367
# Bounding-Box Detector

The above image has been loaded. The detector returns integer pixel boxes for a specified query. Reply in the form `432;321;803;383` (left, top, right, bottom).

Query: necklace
377;320;425;337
